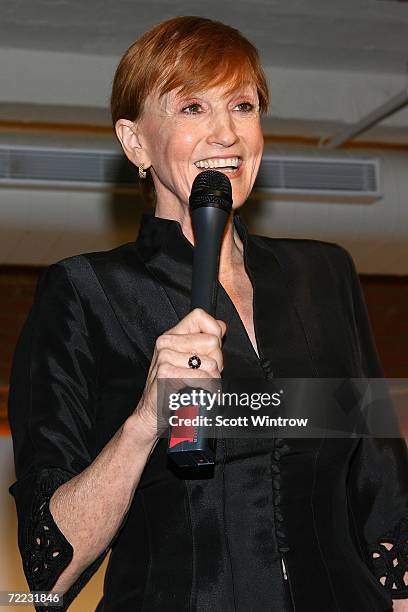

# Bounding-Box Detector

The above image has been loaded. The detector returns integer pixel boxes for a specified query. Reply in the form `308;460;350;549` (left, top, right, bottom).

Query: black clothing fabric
8;212;408;611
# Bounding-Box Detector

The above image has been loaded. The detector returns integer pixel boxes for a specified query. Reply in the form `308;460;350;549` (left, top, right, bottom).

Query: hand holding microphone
134;308;226;439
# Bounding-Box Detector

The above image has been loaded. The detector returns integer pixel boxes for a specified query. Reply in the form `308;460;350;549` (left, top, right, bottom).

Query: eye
181;102;203;115
234;101;256;113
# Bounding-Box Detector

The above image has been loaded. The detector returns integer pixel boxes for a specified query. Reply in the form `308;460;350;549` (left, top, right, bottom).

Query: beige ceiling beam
320;86;408;149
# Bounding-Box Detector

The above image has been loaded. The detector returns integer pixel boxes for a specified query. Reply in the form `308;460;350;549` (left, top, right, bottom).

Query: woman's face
137;81;264;212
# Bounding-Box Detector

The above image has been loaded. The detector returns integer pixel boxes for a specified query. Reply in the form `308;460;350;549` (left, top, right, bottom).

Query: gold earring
138;163;147;179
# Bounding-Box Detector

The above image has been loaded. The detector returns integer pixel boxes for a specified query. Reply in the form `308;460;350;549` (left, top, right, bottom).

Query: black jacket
8;212;408;611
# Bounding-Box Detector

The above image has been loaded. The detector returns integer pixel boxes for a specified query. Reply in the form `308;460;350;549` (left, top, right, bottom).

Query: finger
156;362;222;381
156;347;223;374
156;332;223;357
167;308;226;338
216;319;227;337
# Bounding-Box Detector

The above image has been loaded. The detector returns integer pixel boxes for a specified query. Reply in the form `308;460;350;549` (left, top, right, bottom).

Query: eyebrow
174;88;258;102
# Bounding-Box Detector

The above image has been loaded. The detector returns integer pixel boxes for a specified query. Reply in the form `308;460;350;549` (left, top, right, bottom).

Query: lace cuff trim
368;514;408;599
22;469;75;597
21;468;111;611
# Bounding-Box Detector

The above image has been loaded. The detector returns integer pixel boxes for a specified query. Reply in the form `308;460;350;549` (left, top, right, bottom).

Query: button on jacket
8;212;408;611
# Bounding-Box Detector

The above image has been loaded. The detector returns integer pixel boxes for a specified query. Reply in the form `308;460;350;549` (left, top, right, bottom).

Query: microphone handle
191;206;229;314
167;206;230;471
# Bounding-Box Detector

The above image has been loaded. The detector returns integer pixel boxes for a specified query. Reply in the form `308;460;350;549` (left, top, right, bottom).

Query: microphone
167;170;233;470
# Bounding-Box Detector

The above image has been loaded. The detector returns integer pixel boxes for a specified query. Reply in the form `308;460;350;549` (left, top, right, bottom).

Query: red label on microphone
168;404;200;448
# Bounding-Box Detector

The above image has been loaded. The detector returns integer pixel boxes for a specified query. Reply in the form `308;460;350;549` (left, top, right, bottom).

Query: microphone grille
190;170;232;212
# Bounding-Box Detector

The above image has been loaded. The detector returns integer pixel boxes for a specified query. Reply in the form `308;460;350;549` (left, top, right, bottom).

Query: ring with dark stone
188;354;201;369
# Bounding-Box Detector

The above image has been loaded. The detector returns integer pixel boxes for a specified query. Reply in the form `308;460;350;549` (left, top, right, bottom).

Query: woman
8;16;408;612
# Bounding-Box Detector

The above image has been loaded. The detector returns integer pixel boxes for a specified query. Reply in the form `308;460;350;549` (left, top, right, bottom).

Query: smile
194;156;241;173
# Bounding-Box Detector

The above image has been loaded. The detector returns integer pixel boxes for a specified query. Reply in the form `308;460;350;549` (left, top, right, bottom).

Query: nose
206;110;239;148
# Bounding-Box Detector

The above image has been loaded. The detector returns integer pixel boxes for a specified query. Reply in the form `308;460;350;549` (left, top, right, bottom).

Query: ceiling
1;0;408;73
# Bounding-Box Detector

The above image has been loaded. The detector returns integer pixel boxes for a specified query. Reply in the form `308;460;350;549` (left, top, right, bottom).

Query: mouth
194;156;242;175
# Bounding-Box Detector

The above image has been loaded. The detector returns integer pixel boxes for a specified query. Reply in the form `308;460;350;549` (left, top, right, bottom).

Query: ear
115;119;151;169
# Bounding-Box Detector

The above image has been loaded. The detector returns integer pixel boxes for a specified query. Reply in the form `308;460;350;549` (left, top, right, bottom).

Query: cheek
237;125;263;173
155;140;191;176
249;133;264;173
158;121;197;160
251;126;264;156
184;132;195;145
152;127;199;196
169;131;197;163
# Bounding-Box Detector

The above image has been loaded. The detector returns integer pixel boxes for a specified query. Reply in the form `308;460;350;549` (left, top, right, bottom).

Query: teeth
195;157;240;169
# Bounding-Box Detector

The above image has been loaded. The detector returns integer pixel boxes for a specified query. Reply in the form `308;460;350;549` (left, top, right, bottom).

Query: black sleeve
343;249;408;600
8;262;109;611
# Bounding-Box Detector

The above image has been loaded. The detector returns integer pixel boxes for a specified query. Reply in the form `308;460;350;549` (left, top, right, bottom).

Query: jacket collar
135;210;248;266
134;211;317;377
134;210;250;323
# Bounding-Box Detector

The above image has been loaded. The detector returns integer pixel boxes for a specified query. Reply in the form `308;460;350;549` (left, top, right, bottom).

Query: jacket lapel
88;244;180;365
236;216;318;377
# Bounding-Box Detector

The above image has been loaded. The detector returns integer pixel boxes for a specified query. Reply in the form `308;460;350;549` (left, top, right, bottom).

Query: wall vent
255;154;381;202
0;145;137;188
0;145;381;203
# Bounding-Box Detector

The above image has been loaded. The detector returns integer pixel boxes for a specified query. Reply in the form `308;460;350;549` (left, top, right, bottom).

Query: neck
154;202;245;279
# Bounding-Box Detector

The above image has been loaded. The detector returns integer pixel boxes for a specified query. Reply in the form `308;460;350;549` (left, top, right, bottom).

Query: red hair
110;16;269;126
